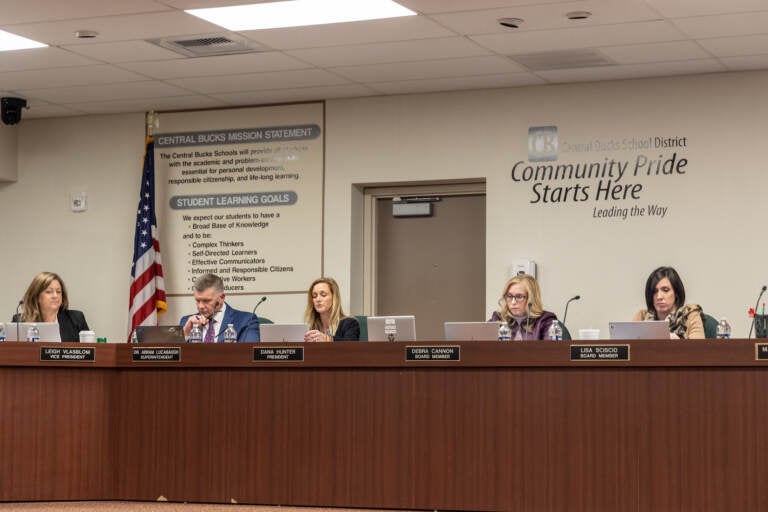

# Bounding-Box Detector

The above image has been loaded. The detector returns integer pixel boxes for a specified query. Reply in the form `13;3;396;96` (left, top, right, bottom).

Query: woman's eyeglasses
505;293;527;302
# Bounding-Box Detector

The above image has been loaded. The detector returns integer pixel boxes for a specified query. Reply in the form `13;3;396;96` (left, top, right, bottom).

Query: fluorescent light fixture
186;0;417;31
0;29;46;51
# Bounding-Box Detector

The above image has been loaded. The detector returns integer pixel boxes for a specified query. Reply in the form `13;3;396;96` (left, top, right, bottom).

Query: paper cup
79;330;96;343
578;328;600;340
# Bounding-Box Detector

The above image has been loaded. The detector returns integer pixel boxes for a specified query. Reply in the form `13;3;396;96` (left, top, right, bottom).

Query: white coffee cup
79;330;96;343
578;328;600;340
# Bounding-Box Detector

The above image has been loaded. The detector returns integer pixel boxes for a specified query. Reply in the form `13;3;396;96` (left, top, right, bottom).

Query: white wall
2;70;767;339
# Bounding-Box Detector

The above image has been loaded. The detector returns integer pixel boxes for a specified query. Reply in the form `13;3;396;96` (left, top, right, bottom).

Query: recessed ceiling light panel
0;29;46;52
187;0;417;31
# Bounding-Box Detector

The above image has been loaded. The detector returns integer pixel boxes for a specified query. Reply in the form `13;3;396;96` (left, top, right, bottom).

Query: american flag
128;136;167;339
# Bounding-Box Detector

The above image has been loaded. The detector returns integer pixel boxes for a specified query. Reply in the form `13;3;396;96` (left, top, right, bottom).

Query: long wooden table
1;340;768;511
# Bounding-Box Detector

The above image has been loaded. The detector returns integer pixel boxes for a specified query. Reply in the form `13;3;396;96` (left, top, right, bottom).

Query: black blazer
13;309;89;342
332;317;361;341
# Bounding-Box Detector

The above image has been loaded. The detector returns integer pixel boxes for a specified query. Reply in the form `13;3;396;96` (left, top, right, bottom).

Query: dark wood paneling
2;341;768;510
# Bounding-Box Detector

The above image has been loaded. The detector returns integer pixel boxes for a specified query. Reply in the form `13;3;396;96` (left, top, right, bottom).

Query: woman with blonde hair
15;271;89;342
303;277;360;342
488;274;558;340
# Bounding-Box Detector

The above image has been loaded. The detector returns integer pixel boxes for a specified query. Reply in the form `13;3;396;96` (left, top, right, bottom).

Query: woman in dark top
15;271;89;342
303;277;359;342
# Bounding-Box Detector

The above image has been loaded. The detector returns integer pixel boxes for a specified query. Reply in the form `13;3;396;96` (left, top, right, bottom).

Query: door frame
361;180;486;315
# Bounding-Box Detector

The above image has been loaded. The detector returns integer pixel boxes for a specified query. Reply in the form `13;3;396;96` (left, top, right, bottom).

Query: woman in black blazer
15;271;89;342
303;277;360;342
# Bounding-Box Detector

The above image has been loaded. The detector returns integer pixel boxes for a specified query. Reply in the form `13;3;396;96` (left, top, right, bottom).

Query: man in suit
180;273;260;342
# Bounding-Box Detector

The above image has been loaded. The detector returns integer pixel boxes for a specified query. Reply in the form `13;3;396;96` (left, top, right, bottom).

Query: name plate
755;343;768;360
570;344;630;361
405;345;461;361
40;347;95;362
132;347;181;362
254;347;304;362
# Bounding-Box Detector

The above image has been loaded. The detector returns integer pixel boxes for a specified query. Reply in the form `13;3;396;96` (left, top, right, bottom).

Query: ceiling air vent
147;34;265;57
509;49;615;71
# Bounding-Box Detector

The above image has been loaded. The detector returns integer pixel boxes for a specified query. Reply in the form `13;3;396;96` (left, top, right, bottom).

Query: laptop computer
609;320;670;340
367;315;417;342
5;322;61;342
444;321;499;341
136;325;187;343
260;323;308;342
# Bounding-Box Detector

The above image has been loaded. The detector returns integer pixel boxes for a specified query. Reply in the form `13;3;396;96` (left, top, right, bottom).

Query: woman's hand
304;329;331;342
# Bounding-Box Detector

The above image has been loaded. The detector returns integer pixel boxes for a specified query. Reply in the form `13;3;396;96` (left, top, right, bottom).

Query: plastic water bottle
548;320;563;341
223;324;237;343
131;330;139;344
0;322;5;342
26;323;40;342
716;317;732;339
189;322;203;343
498;322;512;341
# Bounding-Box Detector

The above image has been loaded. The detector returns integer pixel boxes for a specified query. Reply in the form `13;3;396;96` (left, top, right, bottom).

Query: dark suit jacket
13;309;89;342
180;302;260;342
333;317;360;341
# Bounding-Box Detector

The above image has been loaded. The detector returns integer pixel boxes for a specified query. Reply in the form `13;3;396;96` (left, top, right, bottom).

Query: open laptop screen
444;321;498;341
136;325;187;343
367;315;417;342
260;324;308;342
609;320;670;340
5;322;61;342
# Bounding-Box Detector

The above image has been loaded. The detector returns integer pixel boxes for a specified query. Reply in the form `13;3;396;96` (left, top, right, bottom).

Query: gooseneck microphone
252;296;267;317
525;302;531;340
14;300;22;342
562;295;581;327
748;285;767;339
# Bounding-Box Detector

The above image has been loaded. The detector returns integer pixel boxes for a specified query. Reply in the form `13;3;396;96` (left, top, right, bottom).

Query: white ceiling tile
537;59;726;83
213;84;380;105
472;20;686;54
7;11;225;46
0;47;98;72
0;0;171;24
673;11;768;39
61;40;182;63
698;34;768;57
286;37;491;68
367;72;546;94
643;0;768;18
600;41;712;64
331;55;526;82
241;16;455;50
398;0;565;13
167;69;351;94
21;81;191;103
430;0;663;35
119;52;311;79
0;64;149;90
721;55;768;70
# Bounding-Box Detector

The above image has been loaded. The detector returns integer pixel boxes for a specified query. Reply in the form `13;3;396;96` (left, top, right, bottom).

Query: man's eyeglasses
505;293;527;302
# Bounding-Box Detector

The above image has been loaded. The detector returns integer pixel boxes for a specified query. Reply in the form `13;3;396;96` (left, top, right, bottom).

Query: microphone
14;300;22;342
748;285;767;339
562;295;581;327
525;302;531;340
252;296;267;317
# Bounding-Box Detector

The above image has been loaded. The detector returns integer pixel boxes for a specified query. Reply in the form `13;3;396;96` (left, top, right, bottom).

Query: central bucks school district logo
528;126;558;162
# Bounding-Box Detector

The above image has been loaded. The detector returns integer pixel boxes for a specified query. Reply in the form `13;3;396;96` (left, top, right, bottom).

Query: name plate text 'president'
254;347;304;362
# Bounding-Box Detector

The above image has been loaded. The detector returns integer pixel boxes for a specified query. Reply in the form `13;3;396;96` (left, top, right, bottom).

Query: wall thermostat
510;259;536;278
